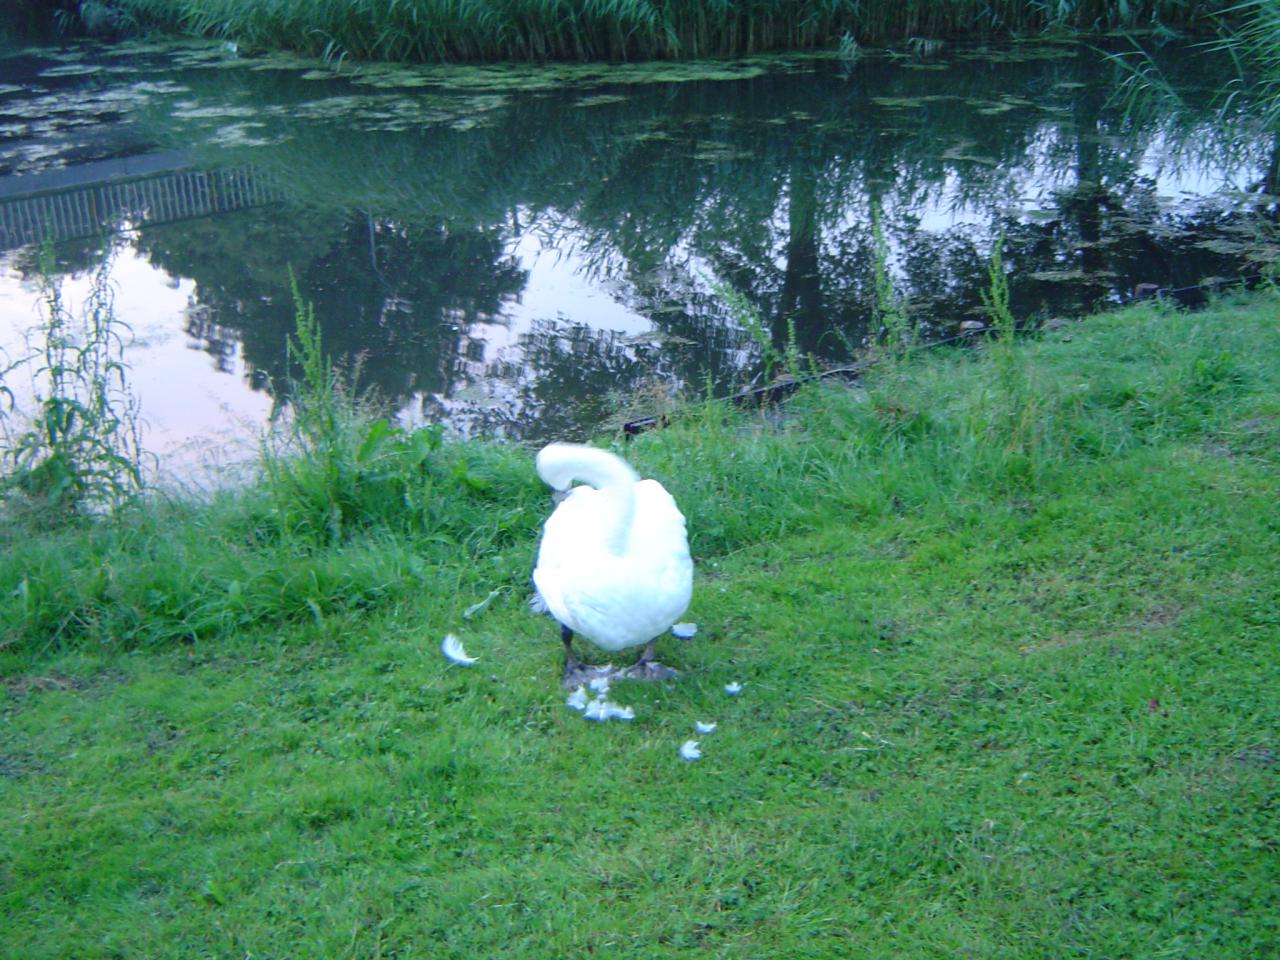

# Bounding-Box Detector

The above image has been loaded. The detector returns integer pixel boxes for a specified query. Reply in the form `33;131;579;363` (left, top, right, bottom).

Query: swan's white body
533;443;692;657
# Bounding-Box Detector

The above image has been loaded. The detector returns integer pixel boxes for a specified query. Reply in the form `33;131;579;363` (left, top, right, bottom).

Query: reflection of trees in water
181;303;240;376
134;208;527;413
109;41;1274;438
427;317;647;441
502;44;1267;361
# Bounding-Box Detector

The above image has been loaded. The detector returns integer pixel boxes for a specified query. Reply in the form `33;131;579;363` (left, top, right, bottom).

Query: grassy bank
2;289;1278;956
84;0;1222;61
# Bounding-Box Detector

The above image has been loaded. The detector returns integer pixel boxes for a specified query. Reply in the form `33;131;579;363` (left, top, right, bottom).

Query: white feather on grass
679;740;702;761
695;721;717;734
584;697;635;722
724;681;744;695
671;622;698;639
566;686;589;711
441;634;478;666
588;675;611;694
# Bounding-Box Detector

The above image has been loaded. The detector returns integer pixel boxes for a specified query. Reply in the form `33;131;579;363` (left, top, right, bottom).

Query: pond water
1;36;1276;482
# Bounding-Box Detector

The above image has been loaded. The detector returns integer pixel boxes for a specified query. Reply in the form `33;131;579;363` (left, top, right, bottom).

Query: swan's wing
631;480;690;554
532;486;599;626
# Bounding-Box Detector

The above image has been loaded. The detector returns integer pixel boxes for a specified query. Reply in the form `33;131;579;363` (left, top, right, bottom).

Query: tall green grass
0;282;540;650
1;283;1274;656
635;289;1270;547
871;211;914;361
99;0;1222;62
1215;0;1280;128
1113;0;1280;134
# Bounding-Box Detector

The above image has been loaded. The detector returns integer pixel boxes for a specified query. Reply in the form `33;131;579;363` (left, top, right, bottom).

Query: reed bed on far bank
99;0;1221;61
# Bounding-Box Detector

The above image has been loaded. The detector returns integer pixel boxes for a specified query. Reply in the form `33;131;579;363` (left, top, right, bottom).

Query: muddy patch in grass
1;667;129;701
0;750;44;778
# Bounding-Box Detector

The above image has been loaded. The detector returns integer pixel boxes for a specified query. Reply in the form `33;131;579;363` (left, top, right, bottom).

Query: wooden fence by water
0;157;279;250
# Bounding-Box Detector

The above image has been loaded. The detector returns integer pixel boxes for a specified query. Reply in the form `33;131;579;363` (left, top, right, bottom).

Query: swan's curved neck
537;444;639;492
537;444;640;556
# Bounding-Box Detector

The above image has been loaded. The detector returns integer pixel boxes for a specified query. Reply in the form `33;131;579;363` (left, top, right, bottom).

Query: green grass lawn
2;291;1277;957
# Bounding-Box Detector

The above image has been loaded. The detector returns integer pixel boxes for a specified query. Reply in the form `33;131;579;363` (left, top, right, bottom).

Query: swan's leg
625;639;679;681
561;624;580;676
561;625;622;687
561;624;598;687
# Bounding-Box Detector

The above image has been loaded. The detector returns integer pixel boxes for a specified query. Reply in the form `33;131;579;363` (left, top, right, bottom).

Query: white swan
532;442;693;686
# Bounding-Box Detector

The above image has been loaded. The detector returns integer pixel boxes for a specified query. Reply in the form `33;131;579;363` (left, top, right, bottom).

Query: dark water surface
1;37;1276;480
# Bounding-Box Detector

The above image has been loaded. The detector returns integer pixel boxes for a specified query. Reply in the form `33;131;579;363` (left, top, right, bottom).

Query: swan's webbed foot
563;662;618;689
621;640;679;681
560;624;617;688
622;659;679;681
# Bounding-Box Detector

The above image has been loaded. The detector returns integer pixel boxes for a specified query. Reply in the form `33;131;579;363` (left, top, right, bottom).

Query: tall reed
1215;0;1280;129
871;211;913;362
714;279;803;383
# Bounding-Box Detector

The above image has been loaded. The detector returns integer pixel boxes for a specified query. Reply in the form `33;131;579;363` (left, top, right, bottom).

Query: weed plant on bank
87;0;1224;61
1;289;1277;957
0;244;143;520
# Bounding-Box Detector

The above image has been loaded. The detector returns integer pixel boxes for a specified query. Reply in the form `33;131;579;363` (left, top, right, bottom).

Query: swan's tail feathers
528;592;550;615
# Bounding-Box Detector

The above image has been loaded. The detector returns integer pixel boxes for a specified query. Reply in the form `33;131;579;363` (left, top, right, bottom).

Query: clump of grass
972;229;1043;486
980;231;1016;344
835;29;860;61
260;277;542;552
260;273;384;546
979;228;1023;400
1;243;143;519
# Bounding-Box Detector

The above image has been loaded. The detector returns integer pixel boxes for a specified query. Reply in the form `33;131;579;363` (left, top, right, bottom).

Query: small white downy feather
695;721;717;734
724;682;744;695
584;697;635;722
679;739;702;760
671;623;697;639
566;686;589;711
441;634;478;666
588;676;611;694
